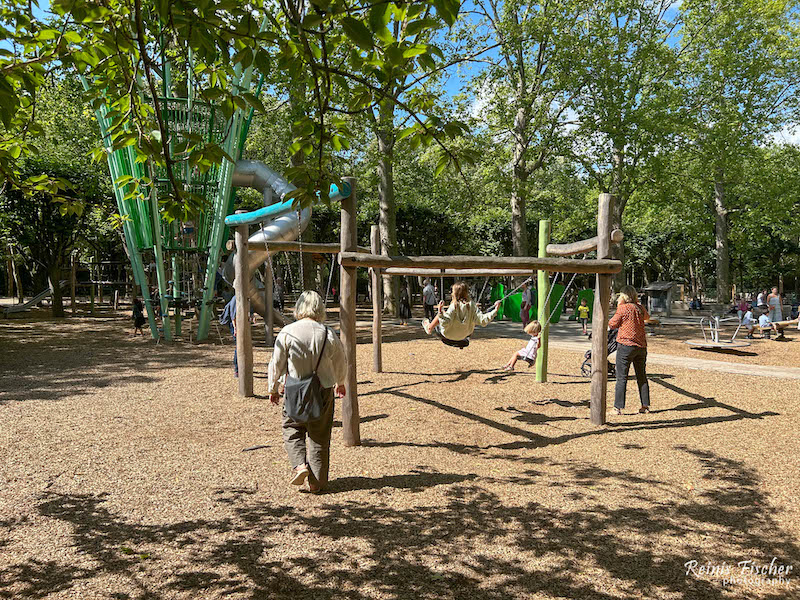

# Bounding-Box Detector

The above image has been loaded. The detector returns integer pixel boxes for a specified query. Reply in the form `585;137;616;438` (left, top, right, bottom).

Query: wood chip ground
1;309;799;599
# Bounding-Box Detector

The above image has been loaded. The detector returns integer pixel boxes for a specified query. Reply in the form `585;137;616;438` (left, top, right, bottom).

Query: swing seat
436;330;470;349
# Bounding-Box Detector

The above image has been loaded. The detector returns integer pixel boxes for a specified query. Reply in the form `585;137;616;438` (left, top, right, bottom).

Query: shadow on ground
1;447;798;599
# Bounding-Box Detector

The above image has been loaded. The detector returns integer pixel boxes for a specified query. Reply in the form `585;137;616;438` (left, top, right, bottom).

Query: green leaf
342;17;374;51
302;14;323;29
402;44;428;58
62;31;82;44
404;18;438;38
369;4;392;34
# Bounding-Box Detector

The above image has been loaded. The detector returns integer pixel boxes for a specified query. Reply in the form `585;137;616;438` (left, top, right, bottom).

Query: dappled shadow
2;447;798;599
0;318;232;404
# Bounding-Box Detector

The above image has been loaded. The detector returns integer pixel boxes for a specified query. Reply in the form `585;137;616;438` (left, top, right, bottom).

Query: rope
545;271;578;323
324;253;336;305
497;277;534;303
478;276;490;305
540;271;562;318
297;210;304;291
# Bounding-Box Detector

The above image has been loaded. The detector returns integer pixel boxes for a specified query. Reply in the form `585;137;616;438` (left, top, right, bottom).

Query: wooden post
340;177;360;446
234;212;254;397
113;289;119;311
590;193;614;426
264;258;274;346
70;253;77;315
536;219;551;383
370;224;382;373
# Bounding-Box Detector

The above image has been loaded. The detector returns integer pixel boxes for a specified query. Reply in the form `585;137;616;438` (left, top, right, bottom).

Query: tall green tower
83;48;261;342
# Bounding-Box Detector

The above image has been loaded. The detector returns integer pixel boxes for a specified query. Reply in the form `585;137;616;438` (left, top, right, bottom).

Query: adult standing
767;287;783;322
268;291;346;494
608;285;651;416
736;296;749;322
221;295;239;377
520;281;533;328
422;278;437;321
757;289;767;308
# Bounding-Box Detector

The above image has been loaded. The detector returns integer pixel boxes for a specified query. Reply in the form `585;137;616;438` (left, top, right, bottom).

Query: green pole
172;254;181;337
536;219;551;383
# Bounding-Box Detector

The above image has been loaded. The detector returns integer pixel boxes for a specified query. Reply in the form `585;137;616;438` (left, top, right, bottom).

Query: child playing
502;321;542;371
399;284;412;326
577;298;590;335
132;296;146;335
758;308;785;339
422;281;501;342
742;306;756;338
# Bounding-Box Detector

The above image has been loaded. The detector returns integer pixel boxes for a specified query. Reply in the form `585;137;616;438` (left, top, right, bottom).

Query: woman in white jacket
422;281;501;347
268;291;346;493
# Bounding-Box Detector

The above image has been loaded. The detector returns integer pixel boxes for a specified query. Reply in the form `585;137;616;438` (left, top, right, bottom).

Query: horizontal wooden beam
339;253;623;274
383;268;536;277
225;240;370;253
546;229;624;257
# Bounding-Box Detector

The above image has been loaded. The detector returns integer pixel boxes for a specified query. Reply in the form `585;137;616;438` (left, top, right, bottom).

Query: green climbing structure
84;43;263;342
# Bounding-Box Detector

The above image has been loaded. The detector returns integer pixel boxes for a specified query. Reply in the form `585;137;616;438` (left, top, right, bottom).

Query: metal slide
223;160;350;321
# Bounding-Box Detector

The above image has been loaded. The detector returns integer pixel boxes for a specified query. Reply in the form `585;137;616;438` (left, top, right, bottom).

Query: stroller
580;328;618;378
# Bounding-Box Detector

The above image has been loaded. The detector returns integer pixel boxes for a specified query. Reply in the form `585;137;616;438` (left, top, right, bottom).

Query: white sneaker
290;465;309;486
422;319;433;335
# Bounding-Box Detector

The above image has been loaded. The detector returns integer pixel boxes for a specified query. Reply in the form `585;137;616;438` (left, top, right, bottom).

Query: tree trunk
714;170;731;304
377;103;399;316
510;107;528;258
9;246;24;302
610;144;627;292
48;264;65;317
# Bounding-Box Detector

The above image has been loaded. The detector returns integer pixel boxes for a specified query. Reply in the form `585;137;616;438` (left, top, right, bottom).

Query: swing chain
297;210;304;291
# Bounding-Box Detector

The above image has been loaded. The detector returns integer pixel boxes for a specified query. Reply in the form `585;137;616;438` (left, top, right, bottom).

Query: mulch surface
643;322;800;368
1;311;799;599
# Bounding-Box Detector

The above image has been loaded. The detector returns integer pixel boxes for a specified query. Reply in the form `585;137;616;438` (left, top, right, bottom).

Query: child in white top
502;321;542;371
423;281;500;341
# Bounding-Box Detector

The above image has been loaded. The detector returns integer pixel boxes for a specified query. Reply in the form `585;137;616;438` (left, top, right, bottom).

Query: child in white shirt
502;321;542;371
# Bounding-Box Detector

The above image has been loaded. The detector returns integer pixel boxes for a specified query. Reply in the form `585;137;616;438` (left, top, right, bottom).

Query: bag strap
313;325;328;374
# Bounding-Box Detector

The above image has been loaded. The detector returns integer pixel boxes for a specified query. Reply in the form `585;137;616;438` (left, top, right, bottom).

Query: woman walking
608;285;651;415
268;291;346;493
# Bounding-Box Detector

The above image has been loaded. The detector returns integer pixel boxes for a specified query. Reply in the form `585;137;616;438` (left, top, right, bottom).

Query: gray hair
616;285;638;306
294;290;326;321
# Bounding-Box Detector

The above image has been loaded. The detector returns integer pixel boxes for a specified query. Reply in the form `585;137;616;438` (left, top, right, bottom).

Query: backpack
283;326;329;424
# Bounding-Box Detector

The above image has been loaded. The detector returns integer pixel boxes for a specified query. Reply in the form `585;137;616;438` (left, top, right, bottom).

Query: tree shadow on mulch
2;448;798;599
0;320;226;404
359;374;778;454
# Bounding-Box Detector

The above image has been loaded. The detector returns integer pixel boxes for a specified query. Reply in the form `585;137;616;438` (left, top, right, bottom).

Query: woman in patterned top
608;285;651;415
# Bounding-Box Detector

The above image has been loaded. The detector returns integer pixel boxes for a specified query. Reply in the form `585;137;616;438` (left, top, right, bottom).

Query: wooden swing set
230;178;623;442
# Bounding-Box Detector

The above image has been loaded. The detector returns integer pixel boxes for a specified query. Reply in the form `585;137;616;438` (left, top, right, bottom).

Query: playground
3;0;800;597
1;309;799;599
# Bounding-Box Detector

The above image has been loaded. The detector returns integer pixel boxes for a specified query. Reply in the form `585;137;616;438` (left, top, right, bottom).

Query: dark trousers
614;344;650;409
282;389;335;488
424;303;436;320
230;324;237;374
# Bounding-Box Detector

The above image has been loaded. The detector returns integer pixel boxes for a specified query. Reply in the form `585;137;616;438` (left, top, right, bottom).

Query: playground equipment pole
265;259;274;346
536;220;551;383
234;212;254;397
172;255;181;338
590;193;614;425
340;177;361;446
371;225;382;373
70;253;77;315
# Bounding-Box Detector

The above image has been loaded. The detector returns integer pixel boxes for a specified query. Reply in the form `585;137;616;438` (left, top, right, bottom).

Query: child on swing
502;321;542;370
422;281;501;342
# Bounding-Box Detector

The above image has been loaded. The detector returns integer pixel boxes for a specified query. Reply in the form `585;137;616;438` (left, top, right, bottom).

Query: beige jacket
439;300;498;341
267;319;346;394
